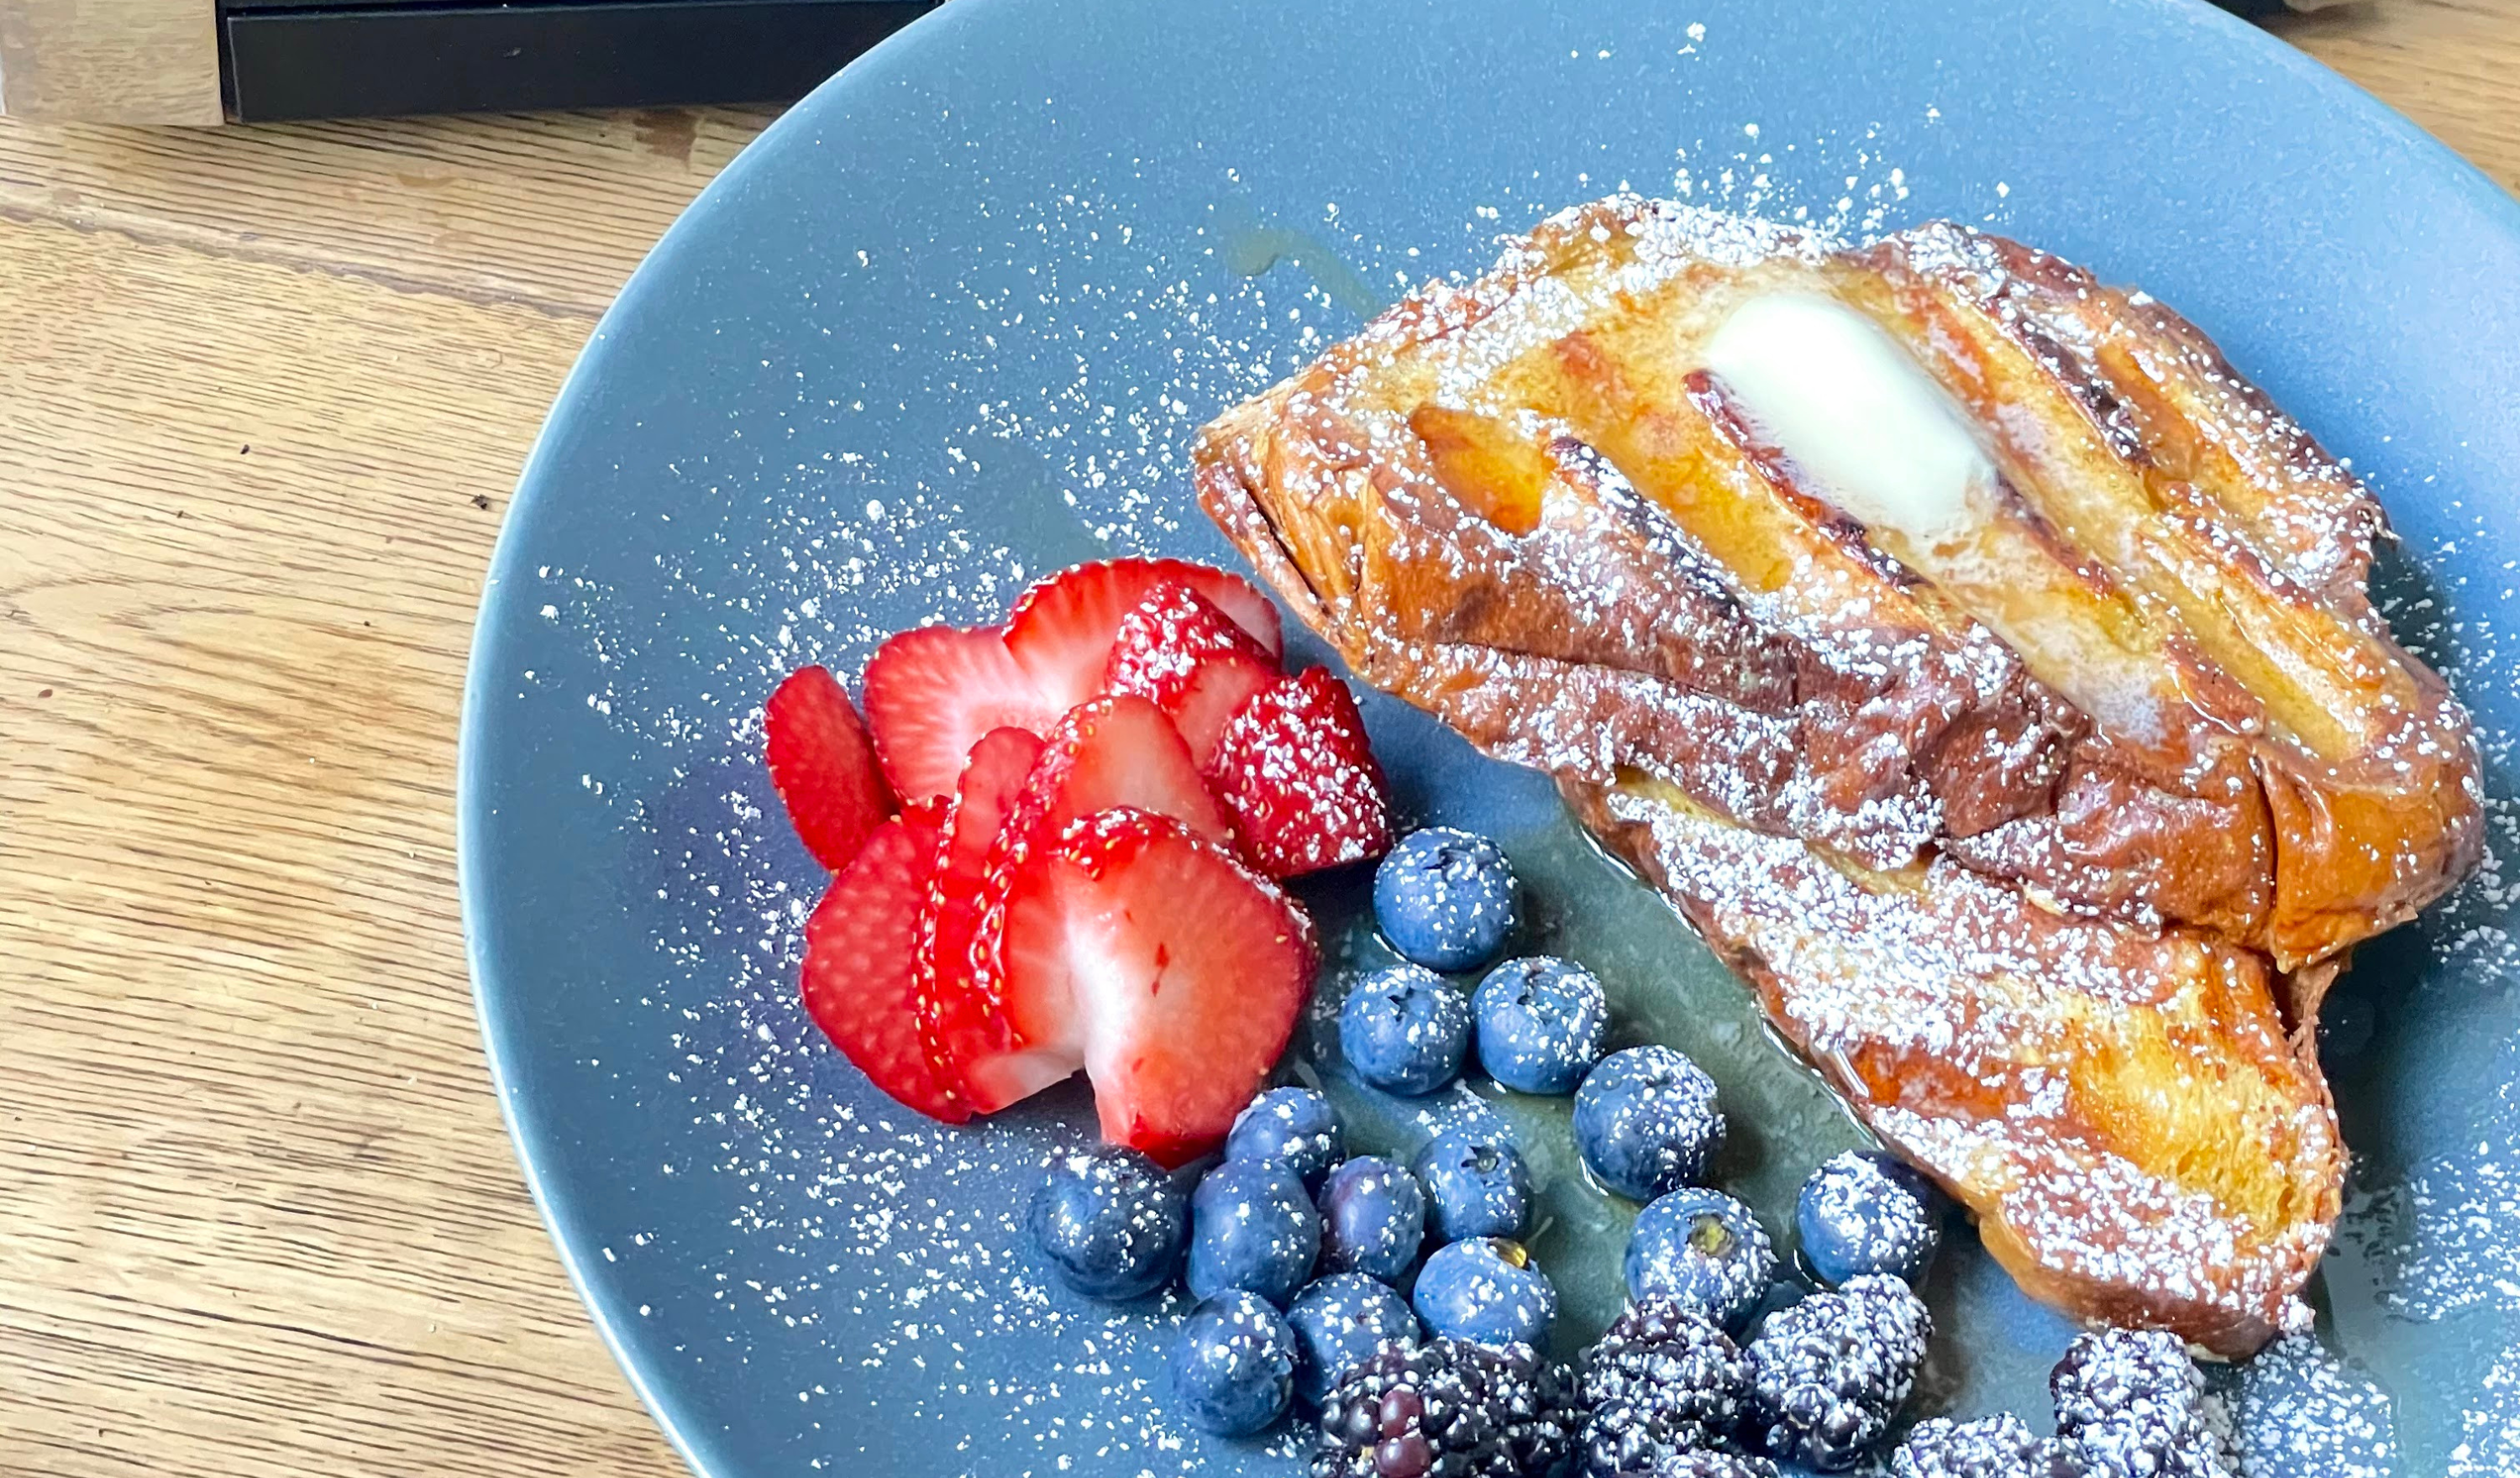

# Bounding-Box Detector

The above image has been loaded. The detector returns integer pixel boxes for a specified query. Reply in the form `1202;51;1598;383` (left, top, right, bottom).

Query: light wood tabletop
2;6;2514;1476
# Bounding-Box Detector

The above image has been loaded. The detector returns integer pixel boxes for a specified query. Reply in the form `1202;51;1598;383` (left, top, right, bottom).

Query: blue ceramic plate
460;2;2520;1473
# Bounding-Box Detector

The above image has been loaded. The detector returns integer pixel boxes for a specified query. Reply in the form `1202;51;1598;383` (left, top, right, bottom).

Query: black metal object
221;0;936;121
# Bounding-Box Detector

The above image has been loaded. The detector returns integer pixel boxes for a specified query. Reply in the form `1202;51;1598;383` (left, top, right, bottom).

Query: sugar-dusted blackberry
1643;1454;1776;1478
1744;1274;1930;1471
2051;1328;2232;1478
1892;1414;2075;1478
1577;1299;1751;1477
1312;1337;1575;1478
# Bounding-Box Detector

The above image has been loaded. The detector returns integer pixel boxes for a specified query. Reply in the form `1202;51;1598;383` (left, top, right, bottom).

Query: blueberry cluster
1025;825;2237;1475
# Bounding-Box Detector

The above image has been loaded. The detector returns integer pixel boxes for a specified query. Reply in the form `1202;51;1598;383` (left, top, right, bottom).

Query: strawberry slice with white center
764;664;896;871
1005;558;1282;710
914;726;1047;1102
1205;667;1394;879
940;694;1235;1114
1101;581;1283;767
798;808;971;1123
861;624;1061;801
1000;807;1318;1168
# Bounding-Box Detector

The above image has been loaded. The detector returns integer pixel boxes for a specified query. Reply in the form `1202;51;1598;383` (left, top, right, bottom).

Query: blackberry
2051;1329;2232;1478
1312;1337;1576;1478
1892;1414;2074;1478
1577;1299;1751;1477
1744;1274;1929;1470
1642;1454;1776;1478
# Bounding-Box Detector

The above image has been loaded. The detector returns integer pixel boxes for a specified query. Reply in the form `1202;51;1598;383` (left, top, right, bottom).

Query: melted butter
1702;291;1996;543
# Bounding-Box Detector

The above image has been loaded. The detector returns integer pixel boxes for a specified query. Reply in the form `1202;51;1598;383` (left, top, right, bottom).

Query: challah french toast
1192;197;2483;1356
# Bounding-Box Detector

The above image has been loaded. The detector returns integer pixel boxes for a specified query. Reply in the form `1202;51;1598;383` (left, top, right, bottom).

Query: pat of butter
1702;291;1994;543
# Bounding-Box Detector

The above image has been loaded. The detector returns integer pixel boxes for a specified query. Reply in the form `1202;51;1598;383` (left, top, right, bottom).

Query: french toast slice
1192;197;2482;1355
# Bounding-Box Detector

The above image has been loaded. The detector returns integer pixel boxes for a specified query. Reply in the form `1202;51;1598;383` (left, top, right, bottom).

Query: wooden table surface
2;6;2513;1475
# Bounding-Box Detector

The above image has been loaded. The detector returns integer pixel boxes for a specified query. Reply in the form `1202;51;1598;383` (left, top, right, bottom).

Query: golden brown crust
1564;777;2339;1359
1191;197;2485;1355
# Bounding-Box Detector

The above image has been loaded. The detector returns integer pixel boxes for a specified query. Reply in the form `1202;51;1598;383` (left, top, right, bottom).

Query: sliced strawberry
1000;807;1318;1167
798;810;970;1123
1101;582;1283;766
1206;667;1394;878
941;696;1234;1114
764;665;895;871
1004;558;1283;710
914;726;1047;1103
861;624;1061;801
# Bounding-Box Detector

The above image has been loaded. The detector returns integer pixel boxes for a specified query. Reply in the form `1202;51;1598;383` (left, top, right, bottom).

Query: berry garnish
1025;1144;1189;1302
797;810;969;1123
764;663;895;870
1006;557;1282;709
1288;1273;1422;1407
913;726;1047;1105
1473;955;1609;1095
1411;1237;1557;1350
1574;1046;1725;1202
1103;579;1281;765
1744;1274;1930;1471
1412;1125;1534;1245
2050;1328;2229;1478
1340;964;1473;1097
1207;667;1394;878
1226;1086;1347;1195
1310;1339;1575;1478
1576;1298;1753;1478
1172;1290;1299;1437
948;695;1236;1116
860;622;1058;800
1318;1156;1428;1284
1893;1414;2075;1478
1795;1150;1940;1288
1624;1188;1775;1333
999;806;1316;1166
1187;1157;1324;1308
1373;827;1518;972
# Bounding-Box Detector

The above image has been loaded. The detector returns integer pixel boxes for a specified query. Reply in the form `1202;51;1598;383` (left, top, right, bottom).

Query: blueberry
1411;1125;1533;1244
1473;956;1609;1094
1226;1086;1345;1193
1373;827;1518;972
1572;1045;1725;1200
1411;1238;1557;1350
1625;1187;1776;1331
1796;1150;1941;1287
1317;1156;1426;1283
1340;964;1473;1096
1187;1157;1322;1306
1286;1272;1421;1405
1170;1291;1298;1436
1025;1145;1189;1302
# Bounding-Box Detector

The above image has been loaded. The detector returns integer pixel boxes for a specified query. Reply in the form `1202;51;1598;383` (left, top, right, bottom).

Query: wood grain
0;10;2514;1478
0;0;219;124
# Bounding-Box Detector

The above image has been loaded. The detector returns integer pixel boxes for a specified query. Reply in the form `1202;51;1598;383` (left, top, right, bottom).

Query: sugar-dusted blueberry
1286;1272;1422;1406
1796;1150;1941;1288
1625;1187;1777;1332
1472;955;1609;1095
1411;1237;1557;1350
1171;1290;1299;1437
1025;1144;1189;1302
1317;1155;1427;1284
1226;1085;1346;1193
1187;1156;1323;1306
1573;1045;1725;1201
1373;827;1518;972
1410;1124;1532;1245
1340;964;1473;1096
